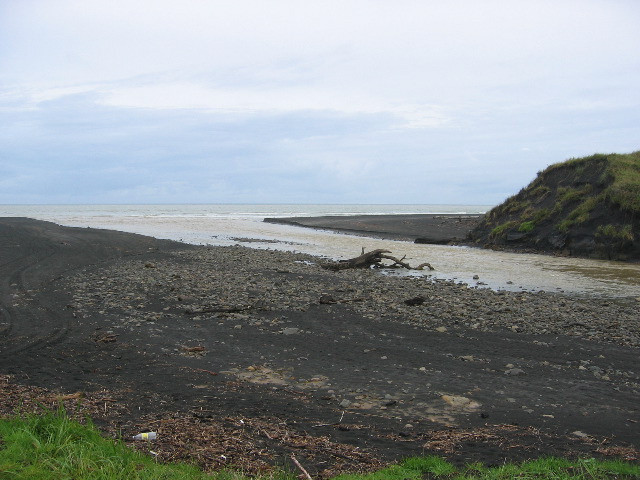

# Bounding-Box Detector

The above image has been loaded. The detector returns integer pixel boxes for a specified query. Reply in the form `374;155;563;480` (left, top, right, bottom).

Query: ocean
1;204;639;298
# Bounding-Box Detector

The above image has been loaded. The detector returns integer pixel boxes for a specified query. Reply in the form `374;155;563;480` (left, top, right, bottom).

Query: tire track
0;224;70;356
0;218;189;358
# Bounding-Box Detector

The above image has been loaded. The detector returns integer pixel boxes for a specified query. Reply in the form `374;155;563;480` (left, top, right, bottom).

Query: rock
282;327;299;335
435;326;448;333
339;399;351;408
404;295;426;306
441;395;480;409
505;368;526;376
319;294;337;304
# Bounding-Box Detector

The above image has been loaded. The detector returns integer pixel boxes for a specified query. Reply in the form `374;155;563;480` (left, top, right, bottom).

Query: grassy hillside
469;151;640;261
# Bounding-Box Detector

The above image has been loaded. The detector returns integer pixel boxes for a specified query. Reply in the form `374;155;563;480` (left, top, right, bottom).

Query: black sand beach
265;213;483;243
1;217;639;476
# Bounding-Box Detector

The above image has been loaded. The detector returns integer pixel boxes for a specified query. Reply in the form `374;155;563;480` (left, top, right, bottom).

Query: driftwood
290;454;313;480
323;249;434;271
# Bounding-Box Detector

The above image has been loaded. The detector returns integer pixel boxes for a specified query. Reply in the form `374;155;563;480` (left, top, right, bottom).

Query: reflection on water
34;214;640;299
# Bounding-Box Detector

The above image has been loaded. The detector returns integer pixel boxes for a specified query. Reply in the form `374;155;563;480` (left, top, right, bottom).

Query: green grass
604;151;640;212
557;194;602;233
489;220;517;238
0;408;217;479
334;455;640;480
596;224;634;241
556;184;593;207
1;410;639;479
548;151;640;214
518;221;535;233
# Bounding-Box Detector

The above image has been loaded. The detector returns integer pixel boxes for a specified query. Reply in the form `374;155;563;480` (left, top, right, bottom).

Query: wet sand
1;217;638;476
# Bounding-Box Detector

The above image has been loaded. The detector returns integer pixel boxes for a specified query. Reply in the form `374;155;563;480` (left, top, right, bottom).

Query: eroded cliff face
468;152;640;261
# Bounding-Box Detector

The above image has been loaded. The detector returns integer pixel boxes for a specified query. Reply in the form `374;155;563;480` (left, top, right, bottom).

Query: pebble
63;245;640;354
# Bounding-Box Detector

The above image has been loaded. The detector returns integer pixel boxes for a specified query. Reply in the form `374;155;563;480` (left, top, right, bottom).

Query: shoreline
265;213;484;244
1;217;639;474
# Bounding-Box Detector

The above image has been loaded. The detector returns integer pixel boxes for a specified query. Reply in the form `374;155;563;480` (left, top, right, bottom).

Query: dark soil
1;217;638;477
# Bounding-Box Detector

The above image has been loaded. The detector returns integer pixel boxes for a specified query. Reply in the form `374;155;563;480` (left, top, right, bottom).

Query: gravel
65;245;640;348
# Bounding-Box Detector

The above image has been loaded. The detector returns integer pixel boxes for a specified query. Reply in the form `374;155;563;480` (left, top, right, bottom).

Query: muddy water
41;214;640;298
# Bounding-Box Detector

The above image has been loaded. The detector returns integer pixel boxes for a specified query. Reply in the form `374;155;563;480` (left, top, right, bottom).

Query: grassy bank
469;151;640;260
0;410;638;479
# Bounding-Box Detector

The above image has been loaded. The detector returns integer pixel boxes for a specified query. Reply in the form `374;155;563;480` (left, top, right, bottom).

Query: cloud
0;1;639;204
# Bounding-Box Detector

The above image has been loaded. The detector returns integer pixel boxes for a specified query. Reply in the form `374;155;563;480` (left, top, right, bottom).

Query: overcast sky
1;1;639;205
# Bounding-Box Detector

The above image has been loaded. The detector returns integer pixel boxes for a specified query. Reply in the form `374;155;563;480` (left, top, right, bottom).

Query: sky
1;0;639;205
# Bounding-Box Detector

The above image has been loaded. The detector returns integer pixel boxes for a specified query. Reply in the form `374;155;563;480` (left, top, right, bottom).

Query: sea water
1;204;639;298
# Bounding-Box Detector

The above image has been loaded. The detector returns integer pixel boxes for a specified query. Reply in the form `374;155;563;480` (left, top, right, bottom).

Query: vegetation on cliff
469;151;640;261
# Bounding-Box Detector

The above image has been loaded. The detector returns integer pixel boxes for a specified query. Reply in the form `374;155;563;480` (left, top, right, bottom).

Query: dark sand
264;213;484;243
1;217;638;476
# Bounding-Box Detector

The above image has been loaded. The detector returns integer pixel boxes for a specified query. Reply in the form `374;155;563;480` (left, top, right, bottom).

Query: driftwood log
323;249;434;271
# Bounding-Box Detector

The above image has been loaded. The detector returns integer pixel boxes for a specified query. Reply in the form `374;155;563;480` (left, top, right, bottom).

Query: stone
505;368;525;376
441;395;480;409
404;295;426;306
319;294;337;304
